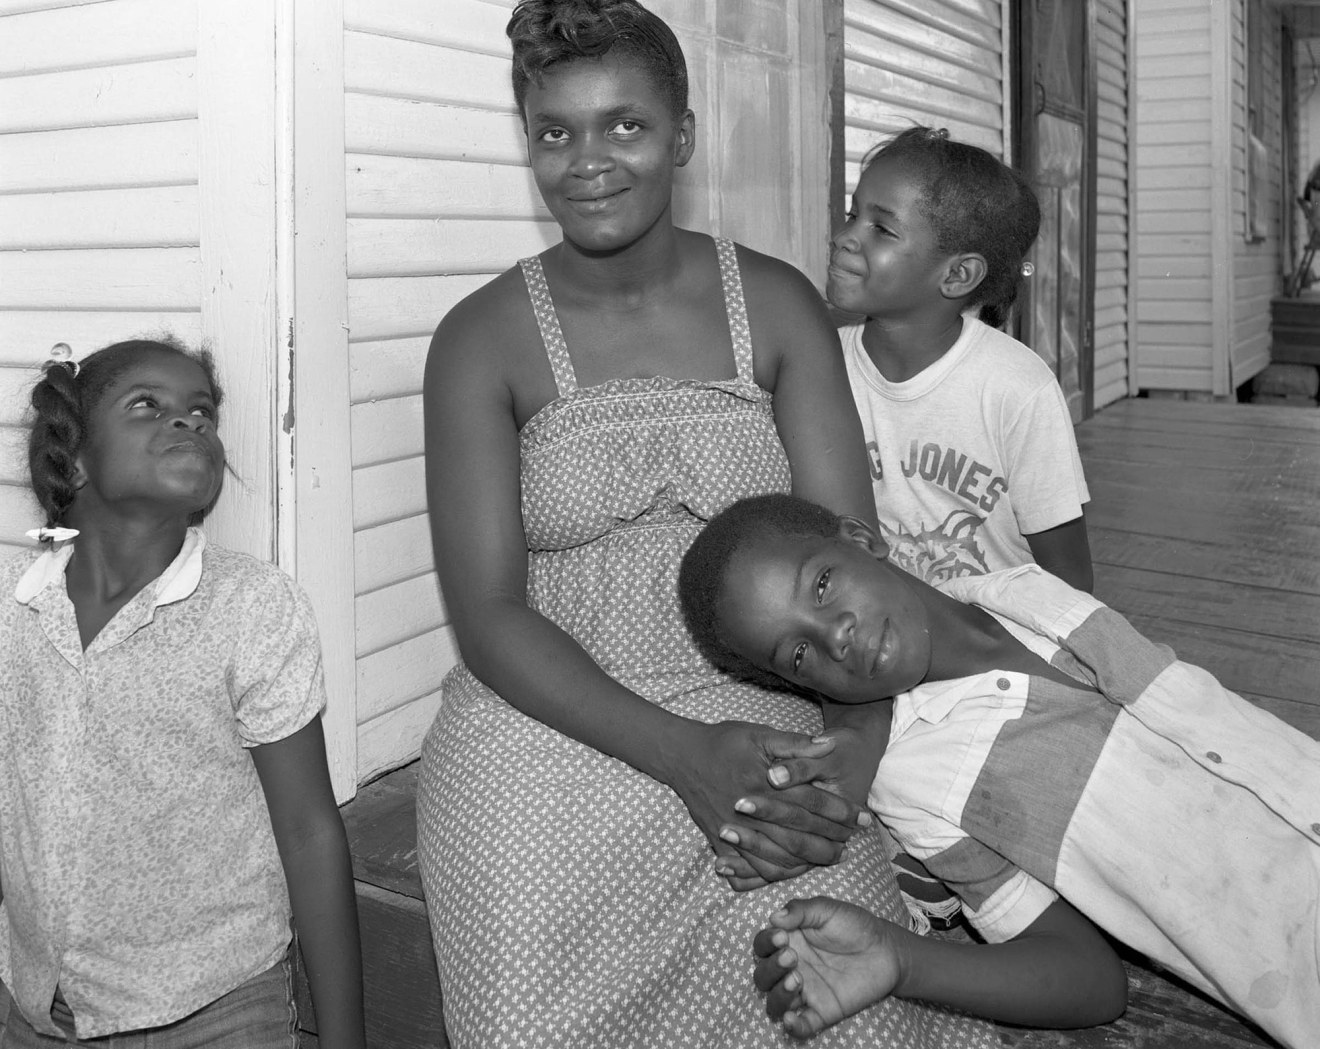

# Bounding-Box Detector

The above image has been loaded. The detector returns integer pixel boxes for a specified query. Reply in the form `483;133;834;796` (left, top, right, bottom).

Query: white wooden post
198;0;357;799
197;0;278;559
291;0;358;801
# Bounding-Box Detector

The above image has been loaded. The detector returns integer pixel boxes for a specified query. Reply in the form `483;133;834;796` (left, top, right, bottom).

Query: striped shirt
871;565;1320;1049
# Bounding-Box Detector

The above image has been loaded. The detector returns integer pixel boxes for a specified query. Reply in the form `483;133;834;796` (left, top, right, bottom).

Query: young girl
832;126;1093;592
0;339;364;1048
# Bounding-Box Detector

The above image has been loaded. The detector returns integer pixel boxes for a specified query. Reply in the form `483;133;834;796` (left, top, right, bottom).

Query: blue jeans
0;958;298;1049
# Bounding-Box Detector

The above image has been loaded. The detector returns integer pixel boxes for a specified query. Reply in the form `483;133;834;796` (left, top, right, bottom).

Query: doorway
1015;0;1097;421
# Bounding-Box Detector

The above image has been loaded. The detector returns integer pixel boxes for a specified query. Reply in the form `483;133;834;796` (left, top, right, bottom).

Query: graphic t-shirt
842;317;1089;584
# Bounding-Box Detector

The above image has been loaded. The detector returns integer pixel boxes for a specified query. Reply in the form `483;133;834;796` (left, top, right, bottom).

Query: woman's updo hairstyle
508;0;688;118
865;126;1041;330
27;336;223;536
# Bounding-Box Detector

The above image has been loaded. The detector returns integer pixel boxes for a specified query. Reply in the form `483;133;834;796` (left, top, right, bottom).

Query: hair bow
25;526;80;543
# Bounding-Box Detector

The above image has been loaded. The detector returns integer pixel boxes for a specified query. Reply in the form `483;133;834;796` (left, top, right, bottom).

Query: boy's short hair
863;126;1041;329
679;493;840;689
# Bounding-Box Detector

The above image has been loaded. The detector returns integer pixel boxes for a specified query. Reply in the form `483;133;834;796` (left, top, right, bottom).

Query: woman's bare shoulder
430;264;535;359
728;241;836;365
730;241;825;305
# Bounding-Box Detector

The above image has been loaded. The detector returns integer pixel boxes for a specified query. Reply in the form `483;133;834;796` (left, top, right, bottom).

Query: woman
417;3;995;1047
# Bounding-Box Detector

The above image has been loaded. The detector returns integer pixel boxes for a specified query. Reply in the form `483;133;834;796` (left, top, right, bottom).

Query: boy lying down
678;494;1319;1049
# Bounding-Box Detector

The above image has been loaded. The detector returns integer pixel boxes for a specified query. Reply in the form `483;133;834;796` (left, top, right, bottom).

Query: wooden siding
840;0;1006;192
0;0;201;555
1132;0;1217;392
342;0;526;783
1229;0;1280;390
1095;0;1131;409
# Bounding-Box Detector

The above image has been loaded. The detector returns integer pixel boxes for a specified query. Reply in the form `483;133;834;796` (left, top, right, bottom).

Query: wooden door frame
1012;0;1099;419
288;0;357;802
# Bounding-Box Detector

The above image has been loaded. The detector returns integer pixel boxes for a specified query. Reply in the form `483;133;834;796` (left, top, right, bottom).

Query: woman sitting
416;3;996;1047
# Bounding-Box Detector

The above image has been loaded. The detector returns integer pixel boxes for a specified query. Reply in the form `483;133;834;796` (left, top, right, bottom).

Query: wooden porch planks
1078;398;1320;742
297;763;445;1048
993;397;1320;1049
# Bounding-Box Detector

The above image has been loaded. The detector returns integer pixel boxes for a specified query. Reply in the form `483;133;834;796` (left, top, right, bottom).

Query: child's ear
838;516;890;559
69;457;89;492
941;253;987;300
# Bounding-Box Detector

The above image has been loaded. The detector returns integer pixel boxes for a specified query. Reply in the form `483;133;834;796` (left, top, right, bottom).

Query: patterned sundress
416;238;994;1049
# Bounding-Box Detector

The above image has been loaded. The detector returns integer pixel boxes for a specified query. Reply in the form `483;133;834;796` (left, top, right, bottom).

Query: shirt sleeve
229;568;327;747
961;867;1059;943
874;777;1059;944
1001;377;1090;535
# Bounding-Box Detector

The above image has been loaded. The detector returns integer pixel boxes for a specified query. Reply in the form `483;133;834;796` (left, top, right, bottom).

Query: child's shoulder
199;542;315;615
958;320;1069;407
964;319;1057;381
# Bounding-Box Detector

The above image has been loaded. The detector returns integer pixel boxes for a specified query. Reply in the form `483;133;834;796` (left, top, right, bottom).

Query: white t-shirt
842;317;1089;584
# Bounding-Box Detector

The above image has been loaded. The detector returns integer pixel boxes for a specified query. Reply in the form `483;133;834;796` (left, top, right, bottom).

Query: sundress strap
519;254;579;398
517;236;754;397
714;237;755;384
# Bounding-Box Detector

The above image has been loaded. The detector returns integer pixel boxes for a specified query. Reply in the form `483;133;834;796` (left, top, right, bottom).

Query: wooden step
295;764;448;1049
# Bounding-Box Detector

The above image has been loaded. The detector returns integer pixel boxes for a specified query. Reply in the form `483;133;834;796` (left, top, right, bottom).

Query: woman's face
522;53;694;254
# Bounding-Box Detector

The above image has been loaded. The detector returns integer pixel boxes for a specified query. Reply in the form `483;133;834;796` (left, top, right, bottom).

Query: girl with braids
830;127;1094;593
0;339;364;1049
415;2;993;1048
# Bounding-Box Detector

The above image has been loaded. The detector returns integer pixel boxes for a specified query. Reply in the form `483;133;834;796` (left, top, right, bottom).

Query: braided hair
678;494;841;690
26;337;223;539
507;0;688;118
865;126;1041;329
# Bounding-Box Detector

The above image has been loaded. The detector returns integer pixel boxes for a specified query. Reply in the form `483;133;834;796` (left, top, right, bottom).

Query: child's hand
753;896;902;1039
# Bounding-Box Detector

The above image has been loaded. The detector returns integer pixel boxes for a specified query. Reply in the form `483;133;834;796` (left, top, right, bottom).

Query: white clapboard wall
0;0;202;555
1133;0;1280;396
840;0;1008;195
342;0;832;784
1133;0;1218;392
1095;0;1132;409
1229;0;1280;390
0;0;278;565
340;0;537;788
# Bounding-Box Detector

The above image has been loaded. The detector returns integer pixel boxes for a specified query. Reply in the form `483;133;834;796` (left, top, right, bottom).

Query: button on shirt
0;530;326;1038
869;565;1320;1049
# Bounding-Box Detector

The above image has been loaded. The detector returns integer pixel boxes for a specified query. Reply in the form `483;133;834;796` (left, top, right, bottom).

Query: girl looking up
415;3;994;1048
0;338;364;1049
831;127;1093;591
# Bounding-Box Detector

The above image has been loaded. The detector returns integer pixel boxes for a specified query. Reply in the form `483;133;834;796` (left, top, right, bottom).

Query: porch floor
330;397;1319;1049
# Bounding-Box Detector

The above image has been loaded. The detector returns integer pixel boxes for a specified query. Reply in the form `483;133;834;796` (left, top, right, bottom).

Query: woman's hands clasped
669;721;873;891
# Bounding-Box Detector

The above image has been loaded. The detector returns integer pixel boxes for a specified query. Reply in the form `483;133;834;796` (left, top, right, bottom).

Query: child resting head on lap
678;492;1320;1049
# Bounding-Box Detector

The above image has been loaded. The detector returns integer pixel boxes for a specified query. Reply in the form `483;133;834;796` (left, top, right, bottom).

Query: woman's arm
742;249;878;530
251;718;365;1049
425;283;854;885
